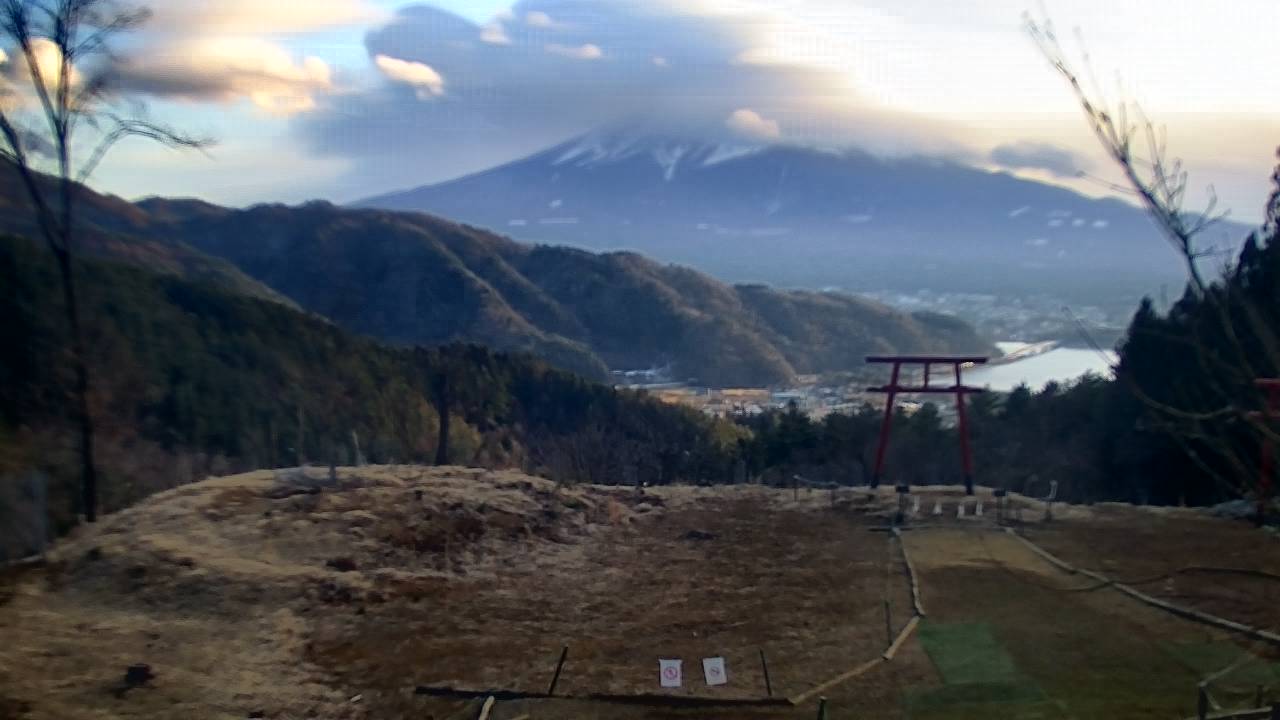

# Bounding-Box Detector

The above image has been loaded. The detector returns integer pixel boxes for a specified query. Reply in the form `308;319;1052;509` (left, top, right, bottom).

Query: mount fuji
358;127;1247;305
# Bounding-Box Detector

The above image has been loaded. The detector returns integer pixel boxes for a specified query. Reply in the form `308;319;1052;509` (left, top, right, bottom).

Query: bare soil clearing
0;469;1274;720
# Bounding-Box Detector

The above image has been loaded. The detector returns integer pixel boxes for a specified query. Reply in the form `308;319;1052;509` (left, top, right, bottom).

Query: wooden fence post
547;645;569;696
759;649;773;698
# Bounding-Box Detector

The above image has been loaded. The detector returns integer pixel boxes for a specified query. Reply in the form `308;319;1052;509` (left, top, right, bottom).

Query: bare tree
1026;14;1280;519
0;0;208;522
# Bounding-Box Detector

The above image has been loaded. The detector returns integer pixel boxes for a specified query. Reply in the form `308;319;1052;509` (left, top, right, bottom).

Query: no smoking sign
658;657;729;688
658;659;682;688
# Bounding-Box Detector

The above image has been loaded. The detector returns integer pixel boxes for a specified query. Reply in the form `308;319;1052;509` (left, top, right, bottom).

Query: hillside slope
0;234;736;551
1;164;990;386
0;163;299;309
149;201;990;386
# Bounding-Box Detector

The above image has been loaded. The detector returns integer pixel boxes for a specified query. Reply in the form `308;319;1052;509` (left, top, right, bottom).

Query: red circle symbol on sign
663;667;678;679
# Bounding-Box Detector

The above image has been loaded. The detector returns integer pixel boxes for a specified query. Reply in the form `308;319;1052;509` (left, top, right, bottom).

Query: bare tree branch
1028;13;1280;511
77;114;210;183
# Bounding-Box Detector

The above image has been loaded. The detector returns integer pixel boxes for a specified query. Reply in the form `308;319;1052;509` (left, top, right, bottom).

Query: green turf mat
918;622;1023;685
910;622;1051;718
908;681;1044;707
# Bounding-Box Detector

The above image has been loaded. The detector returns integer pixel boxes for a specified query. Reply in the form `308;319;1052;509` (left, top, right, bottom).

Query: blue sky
3;0;1276;222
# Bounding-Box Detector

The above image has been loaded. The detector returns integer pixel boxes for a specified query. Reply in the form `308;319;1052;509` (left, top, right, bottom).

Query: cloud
480;21;512;45
70;0;371;116
146;0;383;34
302;1;965;198
374;54;445;98
989;141;1091;178
113;39;333;116
526;11;557;28
546;43;603;60
0;38;87;111
726;108;779;139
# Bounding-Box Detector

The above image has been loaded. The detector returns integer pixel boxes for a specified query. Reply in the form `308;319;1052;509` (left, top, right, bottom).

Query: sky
2;0;1276;222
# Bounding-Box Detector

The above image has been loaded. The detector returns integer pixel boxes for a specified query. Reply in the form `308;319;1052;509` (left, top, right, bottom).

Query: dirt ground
0;470;1276;720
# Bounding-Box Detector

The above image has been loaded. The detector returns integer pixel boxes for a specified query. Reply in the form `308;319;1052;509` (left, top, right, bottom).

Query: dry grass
0;470;1274;720
1021;507;1280;653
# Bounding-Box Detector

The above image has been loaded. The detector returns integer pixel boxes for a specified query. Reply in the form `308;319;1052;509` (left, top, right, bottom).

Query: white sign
702;657;727;686
659;659;683;688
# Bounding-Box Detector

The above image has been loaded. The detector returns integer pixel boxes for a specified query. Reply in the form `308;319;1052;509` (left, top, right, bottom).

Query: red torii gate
866;355;988;495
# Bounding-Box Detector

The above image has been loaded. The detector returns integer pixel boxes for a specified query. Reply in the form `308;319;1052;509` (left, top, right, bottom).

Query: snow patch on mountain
701;144;764;167
653;144;688;182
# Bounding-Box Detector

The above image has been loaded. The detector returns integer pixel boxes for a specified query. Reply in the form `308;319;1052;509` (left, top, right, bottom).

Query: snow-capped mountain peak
549;126;767;181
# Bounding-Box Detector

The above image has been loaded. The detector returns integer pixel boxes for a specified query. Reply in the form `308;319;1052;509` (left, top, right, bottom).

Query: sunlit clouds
114;39;334;116
0;38;84;95
726;109;780;140
32;0;1276;219
374;55;445;98
146;0;385;35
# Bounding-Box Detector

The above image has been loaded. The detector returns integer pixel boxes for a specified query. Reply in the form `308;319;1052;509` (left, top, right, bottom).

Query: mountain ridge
1;163;991;387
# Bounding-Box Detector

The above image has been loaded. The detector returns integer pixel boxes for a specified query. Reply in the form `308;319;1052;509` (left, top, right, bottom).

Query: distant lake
963;342;1117;392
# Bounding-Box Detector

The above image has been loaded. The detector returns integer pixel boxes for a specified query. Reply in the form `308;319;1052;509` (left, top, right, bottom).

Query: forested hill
0;234;738;543
0;163;297;309
0;164;991;387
